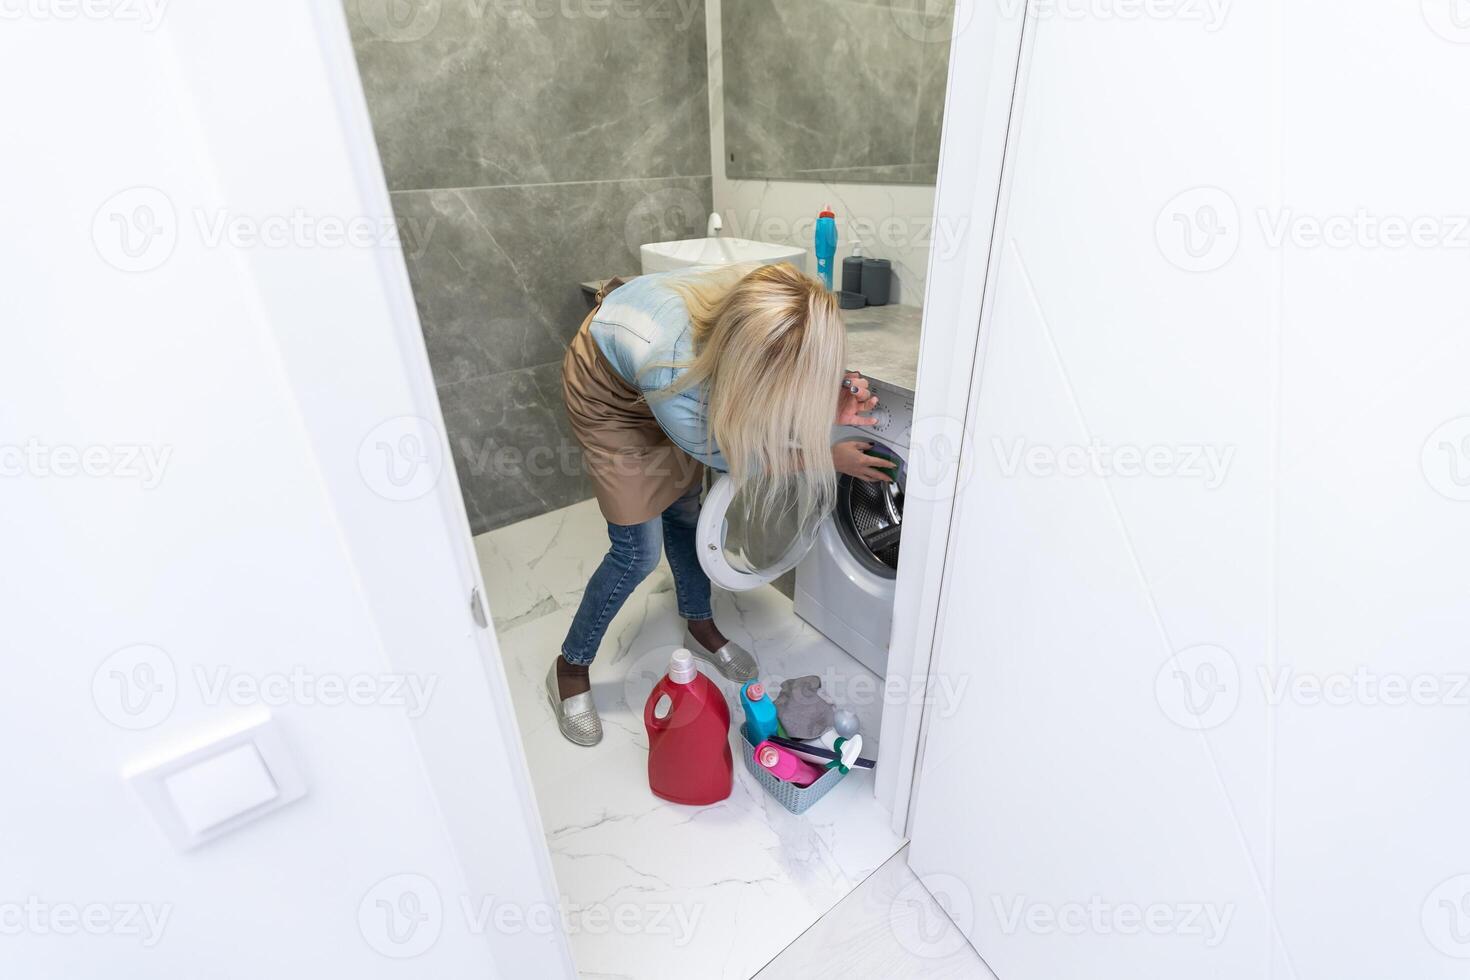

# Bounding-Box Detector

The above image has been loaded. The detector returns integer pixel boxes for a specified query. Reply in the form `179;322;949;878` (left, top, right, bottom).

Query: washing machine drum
834;466;903;579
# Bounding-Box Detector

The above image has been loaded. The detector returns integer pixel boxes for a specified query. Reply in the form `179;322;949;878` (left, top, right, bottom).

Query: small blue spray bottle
814;206;837;290
740;681;780;744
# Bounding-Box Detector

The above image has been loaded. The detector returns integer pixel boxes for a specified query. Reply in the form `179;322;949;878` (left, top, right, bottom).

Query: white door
1;4;572;977
908;4;1470;979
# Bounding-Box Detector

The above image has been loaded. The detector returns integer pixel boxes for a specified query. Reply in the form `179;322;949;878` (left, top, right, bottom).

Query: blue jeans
561;482;712;665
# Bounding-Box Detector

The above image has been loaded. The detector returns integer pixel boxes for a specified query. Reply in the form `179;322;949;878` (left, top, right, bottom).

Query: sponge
773;675;835;739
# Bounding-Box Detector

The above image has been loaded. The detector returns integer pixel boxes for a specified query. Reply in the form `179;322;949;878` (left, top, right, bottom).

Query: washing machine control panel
859;377;914;449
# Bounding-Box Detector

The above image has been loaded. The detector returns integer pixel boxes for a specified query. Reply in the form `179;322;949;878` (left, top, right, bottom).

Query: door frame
316;0;1026;924
875;2;1034;836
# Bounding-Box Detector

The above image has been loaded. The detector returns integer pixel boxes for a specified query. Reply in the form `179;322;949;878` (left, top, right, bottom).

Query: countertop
580;277;923;392
841;302;922;392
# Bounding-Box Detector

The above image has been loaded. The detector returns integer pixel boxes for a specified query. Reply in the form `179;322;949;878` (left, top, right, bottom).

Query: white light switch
163;743;280;835
127;713;307;850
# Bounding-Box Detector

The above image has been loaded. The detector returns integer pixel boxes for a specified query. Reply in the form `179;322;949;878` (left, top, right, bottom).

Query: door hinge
470;587;489;628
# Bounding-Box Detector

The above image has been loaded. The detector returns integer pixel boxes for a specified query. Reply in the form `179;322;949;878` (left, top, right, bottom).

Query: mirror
719;0;956;185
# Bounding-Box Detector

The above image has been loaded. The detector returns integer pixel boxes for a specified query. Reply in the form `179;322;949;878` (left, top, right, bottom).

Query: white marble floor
757;845;996;980
476;499;906;979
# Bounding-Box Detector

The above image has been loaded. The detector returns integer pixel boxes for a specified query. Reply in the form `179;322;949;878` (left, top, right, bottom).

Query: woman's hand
833;440;898;483
836;371;880;427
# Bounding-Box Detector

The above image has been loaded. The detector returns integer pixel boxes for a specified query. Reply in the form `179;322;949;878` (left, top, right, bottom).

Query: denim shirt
589;269;728;472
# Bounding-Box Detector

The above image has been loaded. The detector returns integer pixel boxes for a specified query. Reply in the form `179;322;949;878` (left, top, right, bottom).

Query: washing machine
695;376;910;678
794;377;910;677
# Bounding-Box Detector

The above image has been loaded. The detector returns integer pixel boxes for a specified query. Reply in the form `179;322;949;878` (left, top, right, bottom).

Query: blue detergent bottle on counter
740;681;780;744
814;207;838;289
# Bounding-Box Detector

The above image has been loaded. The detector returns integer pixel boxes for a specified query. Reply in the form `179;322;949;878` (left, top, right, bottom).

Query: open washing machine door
696;474;828;591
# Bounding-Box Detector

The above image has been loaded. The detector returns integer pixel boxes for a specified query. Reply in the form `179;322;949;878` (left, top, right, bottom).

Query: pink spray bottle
754;740;825;788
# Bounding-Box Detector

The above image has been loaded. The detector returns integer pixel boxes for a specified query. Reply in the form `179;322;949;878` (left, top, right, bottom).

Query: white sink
639;236;807;275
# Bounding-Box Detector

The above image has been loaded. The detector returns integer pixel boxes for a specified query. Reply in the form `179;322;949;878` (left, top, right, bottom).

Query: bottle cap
745;682;765;700
669;648;697;684
757;745;781;769
819;206;835;218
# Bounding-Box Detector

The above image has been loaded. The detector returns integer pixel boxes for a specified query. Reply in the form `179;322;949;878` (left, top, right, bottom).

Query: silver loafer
545;663;602;746
684;630;758;683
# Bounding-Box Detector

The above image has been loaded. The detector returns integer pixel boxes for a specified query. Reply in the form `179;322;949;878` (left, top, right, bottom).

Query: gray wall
721;0;951;183
347;1;713;532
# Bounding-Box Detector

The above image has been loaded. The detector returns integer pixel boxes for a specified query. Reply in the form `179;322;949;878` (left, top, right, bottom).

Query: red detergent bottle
643;648;733;805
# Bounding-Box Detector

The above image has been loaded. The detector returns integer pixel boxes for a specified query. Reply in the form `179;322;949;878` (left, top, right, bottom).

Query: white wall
0;3;570;977
910;3;1470;977
704;0;943;305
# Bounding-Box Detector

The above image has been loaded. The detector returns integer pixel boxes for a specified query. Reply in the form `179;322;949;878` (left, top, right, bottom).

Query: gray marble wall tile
440;360;597;533
348;0;714;530
909;0;955;170
721;0;952;184
392;176;711;386
347;0;711;190
406;175;711;531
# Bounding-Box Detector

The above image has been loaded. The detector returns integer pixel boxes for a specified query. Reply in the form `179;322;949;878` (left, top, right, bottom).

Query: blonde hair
657;262;846;530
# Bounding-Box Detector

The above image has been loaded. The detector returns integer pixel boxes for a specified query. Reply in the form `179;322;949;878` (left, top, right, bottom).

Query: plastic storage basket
739;724;846;815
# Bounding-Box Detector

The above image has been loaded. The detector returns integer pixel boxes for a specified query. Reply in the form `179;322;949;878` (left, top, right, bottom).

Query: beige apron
562;279;705;527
